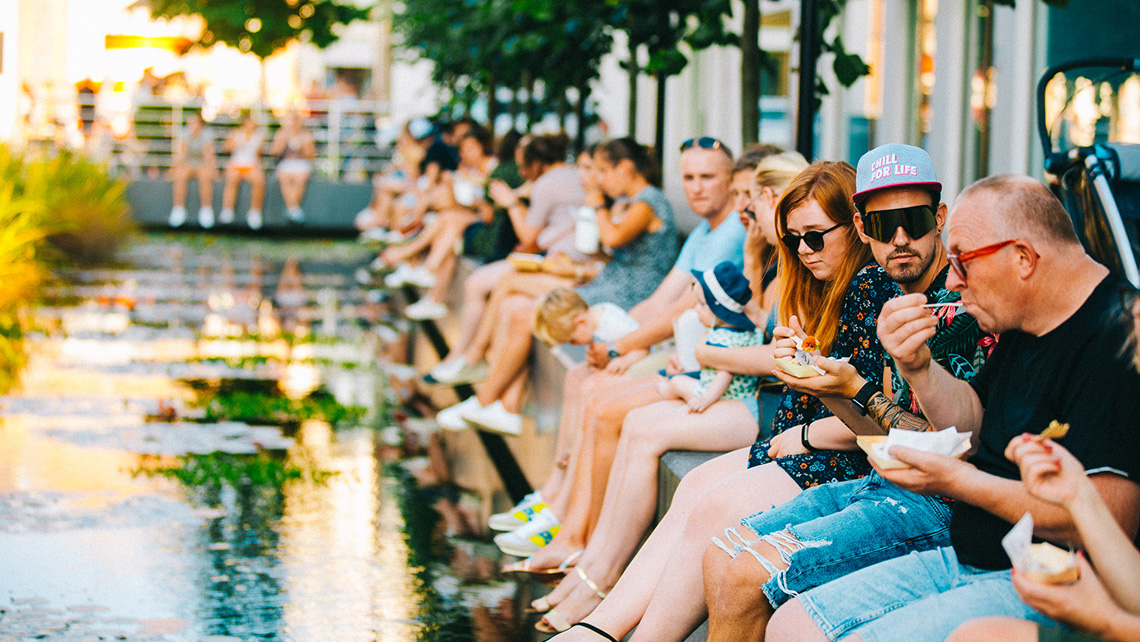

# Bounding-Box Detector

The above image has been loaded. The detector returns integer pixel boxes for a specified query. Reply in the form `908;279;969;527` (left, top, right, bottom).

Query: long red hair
775;161;872;354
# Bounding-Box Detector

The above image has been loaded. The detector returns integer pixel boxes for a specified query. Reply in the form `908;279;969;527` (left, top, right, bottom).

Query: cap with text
852;143;941;208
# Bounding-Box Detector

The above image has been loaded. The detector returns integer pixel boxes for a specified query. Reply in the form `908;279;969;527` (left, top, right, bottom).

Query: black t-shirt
420;137;459;174
952;273;1140;569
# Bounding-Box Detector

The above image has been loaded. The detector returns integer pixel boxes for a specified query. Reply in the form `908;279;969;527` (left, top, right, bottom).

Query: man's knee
708;546;777;615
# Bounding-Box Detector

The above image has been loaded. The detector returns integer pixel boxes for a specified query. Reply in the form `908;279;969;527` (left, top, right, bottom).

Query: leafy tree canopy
144;0;371;59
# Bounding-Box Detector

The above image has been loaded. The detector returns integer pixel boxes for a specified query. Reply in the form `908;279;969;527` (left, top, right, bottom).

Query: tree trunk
557;90;569;133
741;0;761;145
627;43;639;137
655;69;667;178
487;74;499;129
575;78;589;154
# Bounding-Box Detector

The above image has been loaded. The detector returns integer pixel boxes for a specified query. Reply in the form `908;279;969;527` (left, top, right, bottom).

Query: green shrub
0;144;136;265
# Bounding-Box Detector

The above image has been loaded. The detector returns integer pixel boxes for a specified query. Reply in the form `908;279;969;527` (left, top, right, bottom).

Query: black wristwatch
850;381;879;415
607;343;621;360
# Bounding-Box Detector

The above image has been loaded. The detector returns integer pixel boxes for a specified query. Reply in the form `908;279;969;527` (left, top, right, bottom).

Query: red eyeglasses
947;239;1018;282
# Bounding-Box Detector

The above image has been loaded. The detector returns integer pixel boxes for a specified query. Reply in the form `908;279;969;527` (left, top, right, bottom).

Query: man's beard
884;245;936;284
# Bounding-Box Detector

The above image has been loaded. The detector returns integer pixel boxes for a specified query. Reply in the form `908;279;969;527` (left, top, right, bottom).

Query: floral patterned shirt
748;263;897;488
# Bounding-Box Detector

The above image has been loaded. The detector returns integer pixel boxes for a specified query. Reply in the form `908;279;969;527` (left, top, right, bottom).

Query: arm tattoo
866;392;933;432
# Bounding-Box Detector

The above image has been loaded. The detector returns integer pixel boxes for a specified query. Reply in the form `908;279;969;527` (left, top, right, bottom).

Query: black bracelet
851;381;879;416
801;421;818;452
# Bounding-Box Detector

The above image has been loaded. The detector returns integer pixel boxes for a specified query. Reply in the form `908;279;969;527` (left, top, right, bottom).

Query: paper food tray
508;253;545;272
855;434;971;470
773;356;822;378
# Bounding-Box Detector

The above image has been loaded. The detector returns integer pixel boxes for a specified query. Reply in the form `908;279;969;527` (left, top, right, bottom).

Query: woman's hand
1011;553;1120;638
487;179;517;208
605;350;646;375
665;352;685;376
767;425;810;459
584;187;606;209
771;315;808;360
1005;435;1090;510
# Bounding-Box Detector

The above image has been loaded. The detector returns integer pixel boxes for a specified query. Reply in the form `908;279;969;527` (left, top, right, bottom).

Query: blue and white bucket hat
692;261;756;331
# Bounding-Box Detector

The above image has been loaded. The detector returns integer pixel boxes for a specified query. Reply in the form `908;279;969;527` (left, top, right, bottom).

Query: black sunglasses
782;223;846;253
863;205;937;243
680;136;726;152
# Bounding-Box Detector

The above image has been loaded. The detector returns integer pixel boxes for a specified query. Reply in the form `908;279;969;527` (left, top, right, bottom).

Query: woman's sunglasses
680;136;726;152
781;223;845;253
862;204;937;243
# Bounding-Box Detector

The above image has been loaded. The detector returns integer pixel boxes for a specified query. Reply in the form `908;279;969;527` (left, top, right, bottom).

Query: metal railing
24;95;395;182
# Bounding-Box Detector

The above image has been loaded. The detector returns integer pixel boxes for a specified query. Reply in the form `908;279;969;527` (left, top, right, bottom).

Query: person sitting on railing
271;112;316;225
219;112;267;230
168;112;218;228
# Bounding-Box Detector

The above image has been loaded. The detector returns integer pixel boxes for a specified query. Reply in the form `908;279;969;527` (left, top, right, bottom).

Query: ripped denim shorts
711;472;952;609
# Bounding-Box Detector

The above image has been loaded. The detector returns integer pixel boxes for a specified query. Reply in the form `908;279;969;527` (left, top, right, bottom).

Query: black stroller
1037;57;1140;288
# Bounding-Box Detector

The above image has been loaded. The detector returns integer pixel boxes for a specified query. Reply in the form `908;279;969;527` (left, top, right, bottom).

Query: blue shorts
796;547;1056;642
715;473;952;608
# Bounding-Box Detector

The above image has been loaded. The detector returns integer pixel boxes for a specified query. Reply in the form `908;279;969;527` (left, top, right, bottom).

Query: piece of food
1039;420;1070;440
801;335;819;352
1022;542;1080;584
508;252;545;272
855;433;971;470
773;356;821;378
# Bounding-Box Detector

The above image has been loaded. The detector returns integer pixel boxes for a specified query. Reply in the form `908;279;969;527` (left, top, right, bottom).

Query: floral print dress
747;263;898;489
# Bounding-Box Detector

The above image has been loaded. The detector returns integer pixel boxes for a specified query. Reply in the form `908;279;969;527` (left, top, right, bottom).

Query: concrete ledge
126;177;372;233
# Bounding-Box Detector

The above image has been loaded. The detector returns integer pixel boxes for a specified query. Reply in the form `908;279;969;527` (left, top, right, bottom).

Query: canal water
0;234;529;641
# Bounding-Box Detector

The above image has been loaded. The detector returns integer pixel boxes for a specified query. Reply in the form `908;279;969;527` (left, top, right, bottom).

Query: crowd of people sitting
357;115;1140;642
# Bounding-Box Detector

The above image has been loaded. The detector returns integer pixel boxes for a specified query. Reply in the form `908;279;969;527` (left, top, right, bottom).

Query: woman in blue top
546;162;899;640
575;138;678;310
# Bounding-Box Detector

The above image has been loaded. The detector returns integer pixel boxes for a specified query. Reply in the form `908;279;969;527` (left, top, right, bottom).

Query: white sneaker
384;263;413;288
493;507;561;557
488;490;545;531
436;396;481;431
355;208;377;229
198;206;215;228
287;206;305;224
247;209;263;230
461;400;522;436
218;208;235;224
360;227;388;243
169;206;187;227
426;357;467;384
404;265;437;288
405;298;448;320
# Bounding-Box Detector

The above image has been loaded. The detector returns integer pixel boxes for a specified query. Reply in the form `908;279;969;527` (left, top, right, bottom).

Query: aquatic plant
143;451;336;487
201;389;368;427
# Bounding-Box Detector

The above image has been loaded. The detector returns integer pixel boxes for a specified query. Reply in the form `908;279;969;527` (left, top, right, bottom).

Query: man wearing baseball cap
696;144;995;642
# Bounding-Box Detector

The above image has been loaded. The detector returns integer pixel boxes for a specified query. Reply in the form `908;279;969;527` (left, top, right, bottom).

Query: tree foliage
144;0;371;59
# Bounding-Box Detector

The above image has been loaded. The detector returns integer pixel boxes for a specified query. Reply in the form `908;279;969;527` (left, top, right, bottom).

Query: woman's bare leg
383;217;440;264
541;400;760;625
248;171;265;211
528;374;662;569
171;165;189;208
222;167;241;210
423;210;475;270
474;294;536;408
196;166;216;206
442;260;513;362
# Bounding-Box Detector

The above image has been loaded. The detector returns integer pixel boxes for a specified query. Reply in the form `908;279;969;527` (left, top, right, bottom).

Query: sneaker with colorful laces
488;490;545;532
493;507;561;557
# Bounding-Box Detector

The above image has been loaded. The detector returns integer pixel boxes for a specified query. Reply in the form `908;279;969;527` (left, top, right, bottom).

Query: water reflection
0;235;428;641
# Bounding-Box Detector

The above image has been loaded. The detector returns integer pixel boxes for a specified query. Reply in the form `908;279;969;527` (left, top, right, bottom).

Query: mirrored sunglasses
680;136;725;152
863;205;937;243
